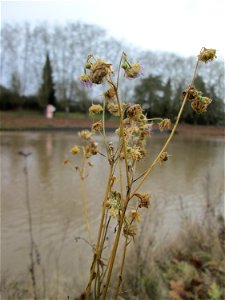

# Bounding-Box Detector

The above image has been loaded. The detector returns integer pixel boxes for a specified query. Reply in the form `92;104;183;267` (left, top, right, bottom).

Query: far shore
1;111;224;137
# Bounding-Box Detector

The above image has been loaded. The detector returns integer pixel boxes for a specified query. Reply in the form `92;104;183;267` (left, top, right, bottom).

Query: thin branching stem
81;150;93;246
114;238;129;300
85;164;114;298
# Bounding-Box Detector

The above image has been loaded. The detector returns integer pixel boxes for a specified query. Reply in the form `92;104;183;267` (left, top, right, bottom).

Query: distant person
46;104;56;119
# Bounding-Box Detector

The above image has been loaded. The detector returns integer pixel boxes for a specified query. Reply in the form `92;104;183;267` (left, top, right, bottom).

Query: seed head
104;87;116;100
84;142;99;158
92;120;103;132
139;123;153;137
123;63;143;79
159;119;171;132
79;74;93;88
183;85;202;101
135;193;151;208
107;103;120;116
78;130;92;140
127;146;145;161
159;151;169;163
108;191;121;218
191;97;212;113
198;48;217;63
89;104;103;115
127;104;143;119
90;59;112;84
70;146;80;155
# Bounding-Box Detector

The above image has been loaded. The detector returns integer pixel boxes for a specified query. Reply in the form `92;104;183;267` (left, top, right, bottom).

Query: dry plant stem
101;195;130;299
130;59;200;198
85;165;114;298
101;99;110;160
101;68;133;298
114;238;129;300
23;156;37;300
81;153;93;245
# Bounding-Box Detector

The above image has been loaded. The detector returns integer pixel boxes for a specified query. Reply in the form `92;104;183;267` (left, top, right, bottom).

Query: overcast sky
1;0;225;57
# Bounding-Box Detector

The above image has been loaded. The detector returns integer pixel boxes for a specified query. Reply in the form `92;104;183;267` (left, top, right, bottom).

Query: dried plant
65;47;217;299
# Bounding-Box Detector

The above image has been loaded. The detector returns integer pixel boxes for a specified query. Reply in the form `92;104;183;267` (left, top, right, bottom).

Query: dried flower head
127;104;143;119
183;85;202;101
78;130;92;140
159;151;170;163
90;59;112;84
92;120;103;132
135;193;151;208
104;87;116;100
198;48;217;63
70;146;80;155
107;103;120;116
127;146;145;161
191;97;212;113
123;63;143;79
84;142;99;158
123;224;137;237
89;104;103;115
159;119;171;132
139;123;153;137
79;74;93;88
108;191;121;218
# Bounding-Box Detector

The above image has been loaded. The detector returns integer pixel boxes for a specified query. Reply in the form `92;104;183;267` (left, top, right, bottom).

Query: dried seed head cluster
159;151;170;163
183;85;212;113
104;87;116;101
126;104;143;119
107;103;120;116
121;53;143;79
79;74;93;88
91;60;113;84
78;130;92;140
89;104;103;115
159;119;171;132
79;56;113;87
92;120;103;132
84;141;99;158
123;63;143;79
198;48;217;63
183;85;200;101
107;191;121;218
191;97;212;113
70;146;80;155
134;193;151;208
127;146;145;161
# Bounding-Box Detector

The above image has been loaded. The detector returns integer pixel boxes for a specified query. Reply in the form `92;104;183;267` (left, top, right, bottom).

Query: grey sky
1;0;225;57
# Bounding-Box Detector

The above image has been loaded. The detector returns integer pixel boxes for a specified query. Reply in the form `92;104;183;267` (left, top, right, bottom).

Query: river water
1;131;224;294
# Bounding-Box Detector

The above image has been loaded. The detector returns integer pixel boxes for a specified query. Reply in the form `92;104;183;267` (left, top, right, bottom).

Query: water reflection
1;132;224;291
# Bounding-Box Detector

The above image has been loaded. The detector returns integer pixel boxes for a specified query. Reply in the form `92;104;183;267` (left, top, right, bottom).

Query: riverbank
1;111;224;137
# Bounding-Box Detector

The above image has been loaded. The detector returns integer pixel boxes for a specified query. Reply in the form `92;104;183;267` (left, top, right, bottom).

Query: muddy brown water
1;131;224;292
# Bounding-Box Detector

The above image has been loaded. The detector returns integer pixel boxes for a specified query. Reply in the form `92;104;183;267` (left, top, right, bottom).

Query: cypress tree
38;53;56;109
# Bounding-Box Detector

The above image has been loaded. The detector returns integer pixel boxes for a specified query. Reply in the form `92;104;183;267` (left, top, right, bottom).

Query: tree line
0;22;224;125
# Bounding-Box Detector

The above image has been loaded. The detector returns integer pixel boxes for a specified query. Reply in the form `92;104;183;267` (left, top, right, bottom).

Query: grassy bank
122;218;225;300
